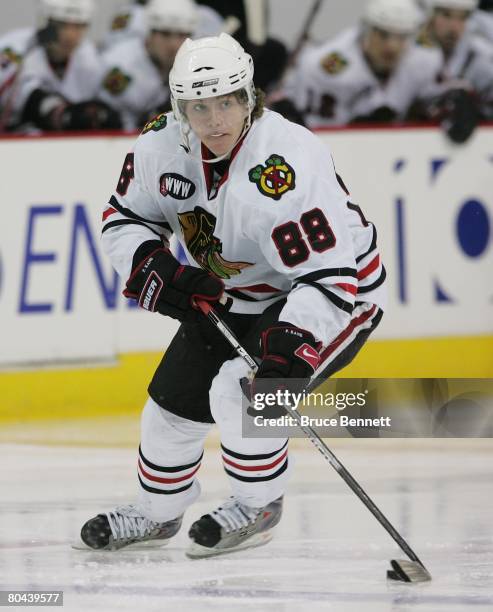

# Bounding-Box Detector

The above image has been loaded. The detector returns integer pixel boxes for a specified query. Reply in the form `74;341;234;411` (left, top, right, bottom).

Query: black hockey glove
123;242;224;323
22;90;123;131
440;88;480;144
410;88;480;144
246;323;321;419
59;100;123;130
351;105;398;124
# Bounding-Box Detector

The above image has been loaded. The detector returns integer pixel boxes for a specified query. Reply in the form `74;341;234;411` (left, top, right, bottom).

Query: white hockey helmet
146;0;198;34
169;33;256;161
40;0;94;24
169;33;254;101
364;0;423;34
424;0;478;11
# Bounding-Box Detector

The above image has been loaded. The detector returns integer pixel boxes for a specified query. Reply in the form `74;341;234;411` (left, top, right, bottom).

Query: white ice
1;432;492;612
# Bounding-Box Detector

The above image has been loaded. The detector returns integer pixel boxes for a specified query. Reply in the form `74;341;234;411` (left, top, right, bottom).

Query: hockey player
2;0;120;132
0;28;34;129
80;33;386;557
104;0;287;92
102;0;224;49
416;0;493;133
275;0;441;127
98;0;199;130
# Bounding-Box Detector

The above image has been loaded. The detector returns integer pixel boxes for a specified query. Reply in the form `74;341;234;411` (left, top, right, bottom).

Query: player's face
185;94;249;157
147;30;190;72
363;27;410;75
431;8;470;54
49;21;88;59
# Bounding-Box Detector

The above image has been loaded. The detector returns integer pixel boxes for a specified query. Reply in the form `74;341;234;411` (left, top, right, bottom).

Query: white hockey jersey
102;3;224;49
417;27;493;114
469;10;493;43
102;110;386;345
9;29;103;119
283;26;442;127
0;28;35;116
103;3;146;47
98;37;170;130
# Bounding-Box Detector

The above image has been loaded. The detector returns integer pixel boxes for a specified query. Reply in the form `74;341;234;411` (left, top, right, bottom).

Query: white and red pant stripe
138;398;210;522
221;440;289;484
138;447;202;496
210;357;293;508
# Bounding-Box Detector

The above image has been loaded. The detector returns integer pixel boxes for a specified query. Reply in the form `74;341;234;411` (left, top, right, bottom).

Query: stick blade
387;559;432;583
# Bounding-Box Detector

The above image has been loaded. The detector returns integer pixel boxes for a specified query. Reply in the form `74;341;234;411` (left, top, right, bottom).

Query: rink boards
0;124;491;420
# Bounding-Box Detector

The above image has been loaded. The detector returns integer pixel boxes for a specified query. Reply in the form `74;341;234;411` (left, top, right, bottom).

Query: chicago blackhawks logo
142;112;168;134
0;47;22;69
111;13;130;31
178;207;253;279
416;28;435;48
248;154;296;201
103;67;131;95
320;52;348;75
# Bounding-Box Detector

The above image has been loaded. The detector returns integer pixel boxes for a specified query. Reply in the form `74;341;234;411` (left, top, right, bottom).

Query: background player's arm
96;48;137;130
270;47;318;124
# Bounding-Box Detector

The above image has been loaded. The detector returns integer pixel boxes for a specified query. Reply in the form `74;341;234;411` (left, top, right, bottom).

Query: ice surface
1;434;492;611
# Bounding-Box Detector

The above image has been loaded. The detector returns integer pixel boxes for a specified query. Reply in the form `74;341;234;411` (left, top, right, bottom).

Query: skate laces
211;497;260;533
105;505;157;542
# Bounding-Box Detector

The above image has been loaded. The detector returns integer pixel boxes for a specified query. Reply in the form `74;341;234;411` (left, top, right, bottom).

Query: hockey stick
265;0;325;105
287;0;325;67
244;0;268;46
197;299;432;583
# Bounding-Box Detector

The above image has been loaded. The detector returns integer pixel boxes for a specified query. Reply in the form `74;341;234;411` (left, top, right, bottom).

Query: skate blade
186;531;272;559
71;538;172;551
387;559;432;583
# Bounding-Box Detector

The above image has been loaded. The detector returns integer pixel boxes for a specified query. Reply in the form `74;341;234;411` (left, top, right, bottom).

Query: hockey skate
78;504;183;551
186;496;283;558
